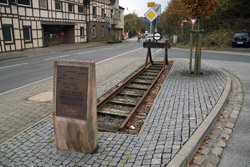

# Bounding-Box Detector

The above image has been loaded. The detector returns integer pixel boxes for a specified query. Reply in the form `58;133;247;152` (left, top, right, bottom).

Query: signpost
144;8;158;37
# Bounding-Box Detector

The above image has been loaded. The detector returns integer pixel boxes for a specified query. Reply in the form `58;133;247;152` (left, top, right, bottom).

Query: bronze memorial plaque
56;66;88;120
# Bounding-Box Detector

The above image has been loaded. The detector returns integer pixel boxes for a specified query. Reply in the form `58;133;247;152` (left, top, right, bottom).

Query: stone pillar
53;60;98;153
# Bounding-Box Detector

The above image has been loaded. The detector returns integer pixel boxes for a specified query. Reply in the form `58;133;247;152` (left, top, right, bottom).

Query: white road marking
44;55;70;61
77;50;95;54
0;62;28;70
96;47;143;64
100;48;112;51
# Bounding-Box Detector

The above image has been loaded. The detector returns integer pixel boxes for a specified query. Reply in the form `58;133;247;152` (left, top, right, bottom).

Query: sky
119;0;171;17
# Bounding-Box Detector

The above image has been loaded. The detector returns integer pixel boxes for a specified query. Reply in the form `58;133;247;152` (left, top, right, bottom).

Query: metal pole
150;22;152;36
189;32;193;74
189;26;193;75
198;32;202;74
155;18;157;32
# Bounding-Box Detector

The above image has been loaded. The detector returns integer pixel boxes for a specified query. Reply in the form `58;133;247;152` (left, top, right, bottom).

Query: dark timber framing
0;0;111;53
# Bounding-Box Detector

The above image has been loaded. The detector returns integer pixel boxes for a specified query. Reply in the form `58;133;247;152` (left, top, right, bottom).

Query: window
68;3;74;13
18;0;31;6
92;25;96;38
101;26;104;38
119;11;121;20
78;5;85;14
101;8;105;18
0;0;8;5
2;25;13;43
110;9;113;18
23;27;32;42
93;6;96;17
39;0;47;9
80;27;84;37
55;1;62;11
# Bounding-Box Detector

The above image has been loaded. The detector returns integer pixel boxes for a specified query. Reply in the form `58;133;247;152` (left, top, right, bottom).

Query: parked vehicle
232;32;250;48
145;34;154;42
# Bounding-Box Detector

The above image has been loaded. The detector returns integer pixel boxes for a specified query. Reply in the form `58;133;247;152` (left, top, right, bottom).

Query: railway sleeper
152;62;163;65
98;123;120;132
132;79;153;85
137;75;156;80
98;108;130;117
98;108;147;120
126;84;150;90
145;69;161;73
148;67;162;70
109;97;138;106
119;89;145;97
143;72;159;76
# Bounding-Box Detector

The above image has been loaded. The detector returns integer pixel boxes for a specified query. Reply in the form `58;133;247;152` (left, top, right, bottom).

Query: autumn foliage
181;0;218;19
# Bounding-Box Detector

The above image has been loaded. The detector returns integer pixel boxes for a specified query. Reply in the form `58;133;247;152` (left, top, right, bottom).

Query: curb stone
167;69;231;167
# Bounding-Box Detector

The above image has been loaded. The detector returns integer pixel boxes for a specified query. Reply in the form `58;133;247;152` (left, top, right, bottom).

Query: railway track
97;61;165;132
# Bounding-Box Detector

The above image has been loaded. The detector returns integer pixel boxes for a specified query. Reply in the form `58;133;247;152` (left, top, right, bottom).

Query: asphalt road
0;42;146;94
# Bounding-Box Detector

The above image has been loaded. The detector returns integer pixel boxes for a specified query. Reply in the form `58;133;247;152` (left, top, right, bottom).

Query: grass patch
48;139;54;144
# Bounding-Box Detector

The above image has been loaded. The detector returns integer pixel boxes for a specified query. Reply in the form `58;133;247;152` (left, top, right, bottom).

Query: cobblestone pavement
0;60;227;166
0;49;146;144
190;73;243;167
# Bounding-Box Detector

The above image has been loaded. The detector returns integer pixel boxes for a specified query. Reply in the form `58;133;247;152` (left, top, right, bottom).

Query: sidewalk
0;59;230;167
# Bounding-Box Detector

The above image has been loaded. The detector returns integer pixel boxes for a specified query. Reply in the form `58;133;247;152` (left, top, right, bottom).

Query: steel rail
119;66;164;130
97;64;151;109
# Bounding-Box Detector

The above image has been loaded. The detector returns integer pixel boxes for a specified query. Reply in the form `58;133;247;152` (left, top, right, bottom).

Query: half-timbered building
0;0;121;53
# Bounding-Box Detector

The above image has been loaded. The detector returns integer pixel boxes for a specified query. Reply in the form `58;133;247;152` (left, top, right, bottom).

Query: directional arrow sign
145;8;158;22
190;18;197;26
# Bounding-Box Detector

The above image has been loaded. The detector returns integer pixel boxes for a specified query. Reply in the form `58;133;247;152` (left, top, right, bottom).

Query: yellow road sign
144;8;158;22
148;11;156;20
147;2;155;7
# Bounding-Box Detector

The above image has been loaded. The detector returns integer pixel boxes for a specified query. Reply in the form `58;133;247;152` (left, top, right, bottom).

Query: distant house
109;0;124;41
0;0;124;53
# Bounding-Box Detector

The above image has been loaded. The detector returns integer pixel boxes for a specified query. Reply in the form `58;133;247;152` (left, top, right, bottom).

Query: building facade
0;0;90;52
0;0;124;53
109;0;123;41
86;0;110;42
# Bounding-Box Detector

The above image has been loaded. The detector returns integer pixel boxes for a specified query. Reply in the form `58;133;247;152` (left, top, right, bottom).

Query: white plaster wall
18;7;25;16
2;18;12;24
26;8;33;16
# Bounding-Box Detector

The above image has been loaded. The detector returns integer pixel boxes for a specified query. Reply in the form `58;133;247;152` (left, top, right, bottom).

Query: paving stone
220;133;230;140
151;159;161;165
212;147;223;156
223;128;233;134
225;122;234;129
206;153;220;165
193;155;205;165
200;147;210;155
217;140;226;148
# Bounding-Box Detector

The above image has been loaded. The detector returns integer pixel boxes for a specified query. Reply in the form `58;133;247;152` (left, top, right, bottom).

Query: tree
181;0;219;75
181;0;218;20
124;13;142;36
